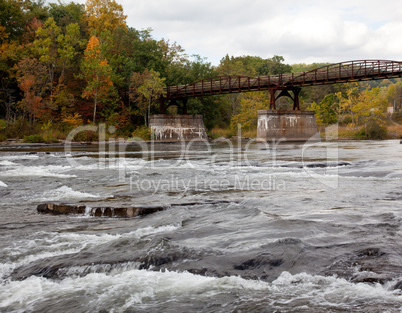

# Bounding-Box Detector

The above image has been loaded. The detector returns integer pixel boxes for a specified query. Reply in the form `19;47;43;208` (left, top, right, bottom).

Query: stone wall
149;114;208;141
257;110;320;142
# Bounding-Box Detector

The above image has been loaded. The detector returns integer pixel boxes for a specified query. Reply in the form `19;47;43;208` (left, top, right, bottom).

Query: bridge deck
164;60;402;100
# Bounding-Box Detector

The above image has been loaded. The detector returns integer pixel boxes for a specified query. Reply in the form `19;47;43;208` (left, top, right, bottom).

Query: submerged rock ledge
37;203;167;218
37;200;236;218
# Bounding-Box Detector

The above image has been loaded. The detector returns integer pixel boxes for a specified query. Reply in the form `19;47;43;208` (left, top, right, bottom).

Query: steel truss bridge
161;60;402;112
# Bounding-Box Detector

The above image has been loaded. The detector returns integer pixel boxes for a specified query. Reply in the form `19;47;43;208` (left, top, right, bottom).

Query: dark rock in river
36;200;234;218
304;161;351;168
37;203;86;215
37;203;167;218
394;281;402;290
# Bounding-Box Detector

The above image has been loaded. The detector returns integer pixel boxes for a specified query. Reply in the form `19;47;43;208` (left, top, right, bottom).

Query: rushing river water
0;139;401;312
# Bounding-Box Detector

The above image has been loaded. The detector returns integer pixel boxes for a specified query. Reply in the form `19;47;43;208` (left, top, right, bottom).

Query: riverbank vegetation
1;0;401;142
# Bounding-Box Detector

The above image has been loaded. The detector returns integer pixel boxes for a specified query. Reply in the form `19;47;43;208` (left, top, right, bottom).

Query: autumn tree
16;57;49;124
230;92;269;131
79;35;118;123
0;24;19;125
337;83;388;135
336;83;360;129
129;69;165;126
85;0;127;34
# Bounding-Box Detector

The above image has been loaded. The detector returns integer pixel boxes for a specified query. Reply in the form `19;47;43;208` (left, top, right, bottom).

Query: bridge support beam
163;98;188;114
257;110;320;142
269;87;301;110
149;114;207;141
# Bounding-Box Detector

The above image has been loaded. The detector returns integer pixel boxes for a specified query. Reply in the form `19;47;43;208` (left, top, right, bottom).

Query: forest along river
0;139;401;312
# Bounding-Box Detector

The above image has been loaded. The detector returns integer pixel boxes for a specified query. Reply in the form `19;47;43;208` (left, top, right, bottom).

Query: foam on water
33;185;103;201
0;160;17;166
0;165;76;178
0;270;401;312
0;154;39;160
0;224;181;280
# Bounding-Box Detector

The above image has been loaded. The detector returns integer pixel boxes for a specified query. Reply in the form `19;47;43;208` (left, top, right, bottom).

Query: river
0;139;401;312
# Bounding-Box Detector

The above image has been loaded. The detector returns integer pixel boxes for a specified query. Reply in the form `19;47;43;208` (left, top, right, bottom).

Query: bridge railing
164;60;402;99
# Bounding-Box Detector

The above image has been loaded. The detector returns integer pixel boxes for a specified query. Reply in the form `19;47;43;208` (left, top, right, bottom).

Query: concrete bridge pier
257;110;320;142
149;114;208;141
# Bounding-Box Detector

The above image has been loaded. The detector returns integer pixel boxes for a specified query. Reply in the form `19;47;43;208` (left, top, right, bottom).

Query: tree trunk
93;92;97;124
147;98;151;127
93;98;97;124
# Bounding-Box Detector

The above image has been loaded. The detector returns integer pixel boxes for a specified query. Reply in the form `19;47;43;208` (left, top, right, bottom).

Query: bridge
161;60;402;112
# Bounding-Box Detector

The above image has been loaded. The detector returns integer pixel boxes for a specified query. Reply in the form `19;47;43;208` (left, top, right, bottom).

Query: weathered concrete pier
257;110;320;142
149;114;207;141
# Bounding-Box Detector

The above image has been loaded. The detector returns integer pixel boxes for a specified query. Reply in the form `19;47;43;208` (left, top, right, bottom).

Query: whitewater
0;140;401;312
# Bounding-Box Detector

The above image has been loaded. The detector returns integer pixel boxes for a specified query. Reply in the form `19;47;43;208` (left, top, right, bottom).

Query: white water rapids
0;140;401;312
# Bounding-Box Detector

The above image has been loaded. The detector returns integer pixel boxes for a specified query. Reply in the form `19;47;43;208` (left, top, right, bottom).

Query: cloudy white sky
76;0;402;65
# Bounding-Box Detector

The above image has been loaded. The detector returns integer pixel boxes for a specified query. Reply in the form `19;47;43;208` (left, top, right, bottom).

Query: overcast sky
74;0;402;65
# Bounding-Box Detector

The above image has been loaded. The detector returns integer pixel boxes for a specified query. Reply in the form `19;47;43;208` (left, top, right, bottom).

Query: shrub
355;121;388;140
132;125;151;140
73;130;99;142
208;127;234;139
23;134;45;143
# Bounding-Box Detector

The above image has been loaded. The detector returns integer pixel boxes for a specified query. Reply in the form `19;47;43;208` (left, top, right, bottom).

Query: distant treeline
1;0;401;141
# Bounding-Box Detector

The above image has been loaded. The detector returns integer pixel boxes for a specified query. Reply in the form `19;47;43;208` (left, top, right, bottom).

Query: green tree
57;22;85;81
0;0;26;39
33;17;84;119
137;69;166;126
308;94;338;126
258;55;292;75
33;17;61;99
129;70;148;125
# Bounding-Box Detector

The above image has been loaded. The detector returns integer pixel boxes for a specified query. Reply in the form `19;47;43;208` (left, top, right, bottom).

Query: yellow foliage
337;83;388;129
85;35;100;57
62;113;84;128
230;92;269;131
85;0;127;34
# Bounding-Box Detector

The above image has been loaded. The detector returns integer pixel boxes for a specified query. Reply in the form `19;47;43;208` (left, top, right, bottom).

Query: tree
230;92;269;131
49;1;86;29
85;0;127;34
57;22;85;81
33;16;84;120
258;55;292;75
16;57;48;124
33;17;61;100
138;69;165;126
336;83;360;129
129;70;147;125
129;69;165;126
308;94;338;126
0;24;19;126
0;0;26;39
79;35;118;123
337;83;388;130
